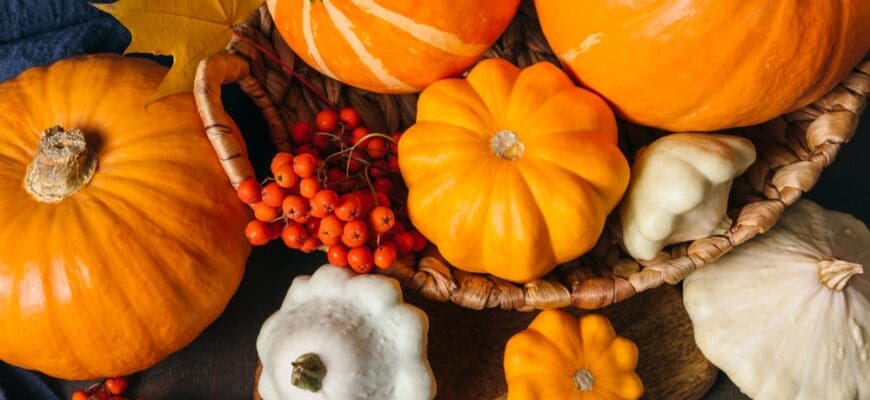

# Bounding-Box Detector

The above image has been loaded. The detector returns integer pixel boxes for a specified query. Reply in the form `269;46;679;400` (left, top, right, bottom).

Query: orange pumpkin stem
490;130;524;161
24;126;97;203
818;259;863;291
572;369;595;392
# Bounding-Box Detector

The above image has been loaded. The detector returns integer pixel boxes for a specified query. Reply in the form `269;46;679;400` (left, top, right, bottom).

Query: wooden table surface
47;84;869;400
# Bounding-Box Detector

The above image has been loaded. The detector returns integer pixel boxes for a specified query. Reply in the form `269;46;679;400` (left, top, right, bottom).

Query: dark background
1;1;867;399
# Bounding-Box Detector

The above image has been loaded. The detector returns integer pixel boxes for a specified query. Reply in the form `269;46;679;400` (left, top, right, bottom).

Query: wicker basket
194;3;869;311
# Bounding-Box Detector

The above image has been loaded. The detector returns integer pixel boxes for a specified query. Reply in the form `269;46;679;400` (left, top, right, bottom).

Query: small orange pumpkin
0;55;251;379
266;0;520;93
535;0;870;131
504;311;643;400
398;58;629;283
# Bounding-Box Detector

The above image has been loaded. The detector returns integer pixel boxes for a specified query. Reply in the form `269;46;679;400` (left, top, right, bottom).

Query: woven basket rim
193;4;870;311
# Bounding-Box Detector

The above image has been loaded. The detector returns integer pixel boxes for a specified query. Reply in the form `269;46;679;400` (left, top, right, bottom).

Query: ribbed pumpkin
0;55;251;379
534;0;870;131
399;58;629;283
266;0;520;93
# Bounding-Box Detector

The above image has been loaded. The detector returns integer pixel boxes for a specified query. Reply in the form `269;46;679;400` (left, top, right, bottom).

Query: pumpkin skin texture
684;200;870;400
266;0;520;93
504;310;643;400
0;55;251;379
534;0;870;131
399;58;629;283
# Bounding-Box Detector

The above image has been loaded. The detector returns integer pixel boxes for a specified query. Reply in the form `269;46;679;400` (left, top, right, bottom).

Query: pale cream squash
619;133;756;260
256;265;436;400
684;200;870;400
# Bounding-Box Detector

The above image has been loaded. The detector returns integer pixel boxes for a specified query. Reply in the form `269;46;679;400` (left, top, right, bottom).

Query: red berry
105;376;128;395
335;194;363;222
291;122;314;144
261;182;286;208
311;189;339;216
318;215;344;246
300;237;321;253
282;195;310;223
254;202;281;222
392;220;408;234
388;156;400;172
327;244;349;267
393;231;415;254
312;133;332;150
236;177;261;204
366;137;388;159
296;144;318;157
347;246;374;274
270;152;294;175
369;207;395;233
268;222;284;240
375;192;391;208
299;177;321;198
370;160;390;179
293;153;318;178
281;222;308;249
315;109;339;132
326;168;346;184
347;149;365;172
411;231;428;252
354;190;375;213
339;107;361;129
305;218;321;234
351;126;370;146
374;244;397;269
342;220;369;247
274;164;299;189
374;178;394;195
245;220;271;246
389;133;402;155
72;390;88;400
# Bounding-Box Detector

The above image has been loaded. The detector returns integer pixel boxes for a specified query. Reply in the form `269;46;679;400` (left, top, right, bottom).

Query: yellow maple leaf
93;0;263;100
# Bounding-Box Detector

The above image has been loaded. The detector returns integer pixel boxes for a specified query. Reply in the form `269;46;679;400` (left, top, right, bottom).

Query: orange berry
366;137;388;160
270;152;294;175
300;237;322;253
347;246;374;274
327;244;349;267
281;222;308;249
315;109;339;132
253;202;281;222
261;183;286;208
374;244;397;269
342;220;369;247
291;122;313;144
236;177;261;204
369;207;395;233
339;107;361;129
292;153;318;178
317;215;344;246
72;390;89;400
335;194;362;222
245;220;271;246
282;195;310;223
105;376;128;395
312;189;339;216
274;164;299;189
299;177;321;198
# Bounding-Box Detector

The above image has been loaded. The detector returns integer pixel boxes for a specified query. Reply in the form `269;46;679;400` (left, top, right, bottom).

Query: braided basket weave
194;2;869;311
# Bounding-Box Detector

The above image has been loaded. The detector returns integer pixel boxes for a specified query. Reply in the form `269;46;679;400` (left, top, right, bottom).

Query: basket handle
194;52;289;188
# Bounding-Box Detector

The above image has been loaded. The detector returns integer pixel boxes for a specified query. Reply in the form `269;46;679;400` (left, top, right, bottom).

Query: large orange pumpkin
266;0;520;93
534;0;870;131
399;58;629;283
0;55;251;379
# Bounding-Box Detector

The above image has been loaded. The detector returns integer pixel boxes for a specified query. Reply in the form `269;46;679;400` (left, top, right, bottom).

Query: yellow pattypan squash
504;310;643;400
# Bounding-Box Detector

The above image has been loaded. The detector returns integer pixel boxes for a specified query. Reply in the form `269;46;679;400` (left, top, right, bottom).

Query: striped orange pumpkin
266;0;520;94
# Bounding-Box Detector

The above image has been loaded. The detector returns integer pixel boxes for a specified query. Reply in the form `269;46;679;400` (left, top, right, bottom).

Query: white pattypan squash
256;265;436;400
620;133;756;260
684;200;870;400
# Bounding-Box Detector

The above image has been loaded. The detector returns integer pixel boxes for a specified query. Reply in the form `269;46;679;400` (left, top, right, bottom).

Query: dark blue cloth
0;1;127;399
0;0;130;81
